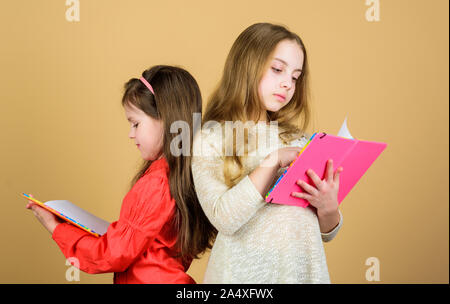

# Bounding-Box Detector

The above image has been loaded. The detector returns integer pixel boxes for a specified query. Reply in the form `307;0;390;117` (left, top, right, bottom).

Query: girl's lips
274;94;286;102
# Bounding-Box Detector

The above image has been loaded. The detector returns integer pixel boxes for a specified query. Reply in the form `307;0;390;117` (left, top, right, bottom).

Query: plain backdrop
0;0;448;283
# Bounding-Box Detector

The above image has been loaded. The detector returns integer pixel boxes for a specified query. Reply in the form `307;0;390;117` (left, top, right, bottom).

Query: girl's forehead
124;103;144;118
270;40;304;69
124;103;140;114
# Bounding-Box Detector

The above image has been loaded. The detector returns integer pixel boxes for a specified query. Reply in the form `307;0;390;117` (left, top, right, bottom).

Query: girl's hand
26;194;63;235
262;147;301;168
291;159;343;217
251;147;301;196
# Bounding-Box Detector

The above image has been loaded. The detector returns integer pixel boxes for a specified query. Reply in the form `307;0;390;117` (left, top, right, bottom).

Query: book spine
265;133;318;200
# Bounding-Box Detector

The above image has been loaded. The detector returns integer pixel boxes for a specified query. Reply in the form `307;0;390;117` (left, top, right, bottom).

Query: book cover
265;118;387;207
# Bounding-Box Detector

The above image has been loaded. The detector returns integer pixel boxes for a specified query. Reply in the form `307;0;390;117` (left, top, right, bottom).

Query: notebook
22;193;110;237
265;118;387;207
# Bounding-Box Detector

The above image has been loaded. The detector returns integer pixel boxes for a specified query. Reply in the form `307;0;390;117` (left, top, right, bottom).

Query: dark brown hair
122;65;217;262
203;23;311;186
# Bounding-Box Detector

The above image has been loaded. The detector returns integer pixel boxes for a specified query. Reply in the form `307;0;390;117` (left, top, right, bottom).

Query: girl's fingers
306;169;324;191
291;191;312;202
326;159;334;182
291;192;320;208
334;167;343;185
26;193;34;209
296;180;318;196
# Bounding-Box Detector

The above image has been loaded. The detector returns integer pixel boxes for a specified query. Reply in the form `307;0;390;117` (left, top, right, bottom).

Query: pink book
265;132;387;207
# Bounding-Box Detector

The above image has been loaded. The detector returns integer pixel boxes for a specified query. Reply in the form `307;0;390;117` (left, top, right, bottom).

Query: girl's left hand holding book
291;159;343;232
26;194;63;235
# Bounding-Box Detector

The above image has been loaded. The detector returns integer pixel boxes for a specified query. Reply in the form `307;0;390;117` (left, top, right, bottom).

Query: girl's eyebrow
274;58;302;72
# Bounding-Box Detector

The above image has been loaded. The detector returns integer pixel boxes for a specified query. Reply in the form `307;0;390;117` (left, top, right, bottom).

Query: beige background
0;0;448;284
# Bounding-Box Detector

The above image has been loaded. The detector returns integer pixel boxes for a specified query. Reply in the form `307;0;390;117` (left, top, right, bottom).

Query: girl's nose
128;129;135;139
280;80;292;90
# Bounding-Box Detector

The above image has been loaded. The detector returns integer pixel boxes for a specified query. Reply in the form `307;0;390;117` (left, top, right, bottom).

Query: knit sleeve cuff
321;209;343;242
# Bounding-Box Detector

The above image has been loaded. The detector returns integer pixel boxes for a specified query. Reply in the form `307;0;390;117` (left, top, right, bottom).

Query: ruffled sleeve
52;170;175;274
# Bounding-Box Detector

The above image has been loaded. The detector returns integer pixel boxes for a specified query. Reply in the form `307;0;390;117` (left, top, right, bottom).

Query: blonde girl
192;23;343;283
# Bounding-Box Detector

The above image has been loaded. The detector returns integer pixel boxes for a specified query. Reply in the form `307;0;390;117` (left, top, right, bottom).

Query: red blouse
52;157;195;284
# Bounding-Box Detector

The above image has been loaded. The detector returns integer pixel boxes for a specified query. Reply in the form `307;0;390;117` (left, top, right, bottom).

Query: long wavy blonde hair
203;23;311;187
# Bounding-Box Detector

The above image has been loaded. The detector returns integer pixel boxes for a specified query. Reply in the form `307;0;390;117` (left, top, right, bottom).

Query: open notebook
265;117;387;207
22;193;110;237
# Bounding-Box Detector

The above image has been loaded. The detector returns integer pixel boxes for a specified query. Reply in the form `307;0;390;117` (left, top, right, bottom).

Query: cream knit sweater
192;122;343;283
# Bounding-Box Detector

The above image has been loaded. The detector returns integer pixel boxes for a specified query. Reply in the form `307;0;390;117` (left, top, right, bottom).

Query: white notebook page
45;200;110;236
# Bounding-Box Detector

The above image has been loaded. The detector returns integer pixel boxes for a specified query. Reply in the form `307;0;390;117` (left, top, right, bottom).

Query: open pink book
265;132;387;207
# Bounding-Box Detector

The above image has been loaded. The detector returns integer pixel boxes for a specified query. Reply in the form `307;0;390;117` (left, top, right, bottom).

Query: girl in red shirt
26;65;217;284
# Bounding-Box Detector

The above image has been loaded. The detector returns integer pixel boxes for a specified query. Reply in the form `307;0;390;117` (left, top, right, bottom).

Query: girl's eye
292;77;298;82
272;67;282;73
133;123;139;128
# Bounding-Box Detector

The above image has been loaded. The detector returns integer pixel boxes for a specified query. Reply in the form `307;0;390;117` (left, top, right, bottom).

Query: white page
45;200;110;236
337;116;354;139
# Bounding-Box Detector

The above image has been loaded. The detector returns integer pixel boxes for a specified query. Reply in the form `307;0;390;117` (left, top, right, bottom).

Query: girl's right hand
262;147;302;168
26;194;63;235
250;147;302;196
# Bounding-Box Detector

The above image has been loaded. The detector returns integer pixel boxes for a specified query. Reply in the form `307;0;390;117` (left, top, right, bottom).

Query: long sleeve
192;129;266;236
52;173;175;274
320;209;343;242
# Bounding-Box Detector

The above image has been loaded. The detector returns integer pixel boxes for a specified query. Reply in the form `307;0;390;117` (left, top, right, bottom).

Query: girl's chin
142;153;163;162
141;153;153;161
264;99;287;113
265;104;284;113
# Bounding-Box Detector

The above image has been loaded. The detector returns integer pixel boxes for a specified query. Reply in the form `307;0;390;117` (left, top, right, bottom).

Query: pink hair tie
139;77;155;94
